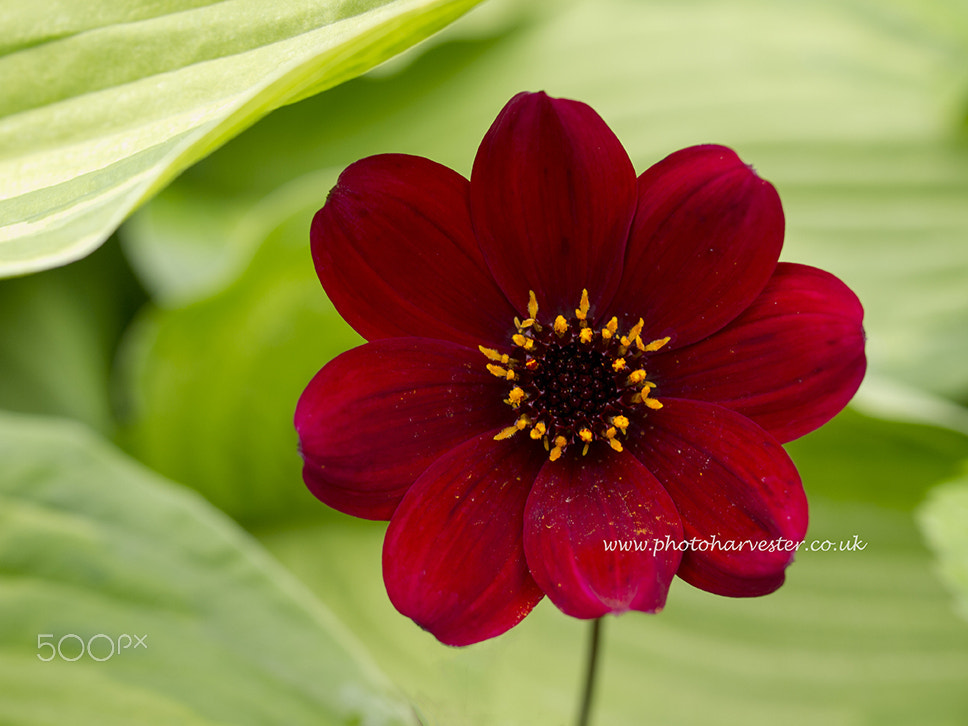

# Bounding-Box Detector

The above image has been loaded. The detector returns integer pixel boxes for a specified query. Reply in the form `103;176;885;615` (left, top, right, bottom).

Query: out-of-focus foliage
920;470;968;622
0;0;484;277
0;238;144;434
118;172;362;525
0;411;416;726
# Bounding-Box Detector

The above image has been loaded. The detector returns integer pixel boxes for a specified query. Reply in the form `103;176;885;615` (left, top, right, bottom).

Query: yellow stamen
601;317;618;341
628;318;645;341
643;397;664;410
612;357;627;372
506;387;526;407
486;364;516;381
627;369;648;385
549;435;568;462
494;425;520;440
512;334;534;351
582;443;590;456
608;438;624;452
612;415;630;433
643;336;671;352
605;426;618;440
527;290;539;320
515;416;530;430
530;422;547;440
579;327;594;344
579;428;593;443
554;315;569;335
576;289;591;321
478;346;510;364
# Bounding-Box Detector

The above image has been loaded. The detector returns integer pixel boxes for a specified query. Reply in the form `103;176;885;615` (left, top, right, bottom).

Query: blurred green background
2;0;968;723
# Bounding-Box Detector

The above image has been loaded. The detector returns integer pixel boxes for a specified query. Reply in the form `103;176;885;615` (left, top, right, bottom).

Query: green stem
576;618;603;726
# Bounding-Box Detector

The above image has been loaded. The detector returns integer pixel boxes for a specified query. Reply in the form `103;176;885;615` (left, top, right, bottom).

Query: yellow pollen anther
605;426;618;440
494;425;520;440
627;369;648;385
478;346;510;364
530;422;547;439
579;428;593;443
628;319;645;341
507;387;526;406
579;327;594;344
643;397;664;410
516;416;530;430
601;317;618;341
643;336;671;352
554;315;569;335
576;289;591;321
608;438;624;452
527;291;539;319
582;443;590;456
612;358;627;372
612;415;630;433
512;334;534;350
486;364;516;381
549;435;568;462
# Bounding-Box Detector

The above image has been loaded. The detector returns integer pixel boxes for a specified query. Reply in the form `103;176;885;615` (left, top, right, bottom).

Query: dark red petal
523;448;683;619
294;338;510;520
626;399;808;597
470;91;636;316
311;154;518;348
650;263;866;443
606;145;784;348
383;432;546;646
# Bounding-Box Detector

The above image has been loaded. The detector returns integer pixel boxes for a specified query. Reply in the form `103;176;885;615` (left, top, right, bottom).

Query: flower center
481;290;669;461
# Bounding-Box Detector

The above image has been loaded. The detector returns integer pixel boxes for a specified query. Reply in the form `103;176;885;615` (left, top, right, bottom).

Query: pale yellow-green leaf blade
0;0;482;277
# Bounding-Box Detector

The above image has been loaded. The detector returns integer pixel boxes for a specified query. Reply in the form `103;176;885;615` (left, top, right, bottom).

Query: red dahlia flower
295;91;866;646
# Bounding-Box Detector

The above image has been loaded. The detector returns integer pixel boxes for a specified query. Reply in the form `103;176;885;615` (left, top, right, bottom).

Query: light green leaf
0;0;483;278
117;170;362;525
0;410;416;725
125;0;968;399
919;469;968;622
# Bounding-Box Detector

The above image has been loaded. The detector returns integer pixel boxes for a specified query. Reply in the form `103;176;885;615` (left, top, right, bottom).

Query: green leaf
117;170;362;525
257;414;968;725
125;0;968;399
919;469;968;622
0;237;145;434
0;410;416;725
0;0;483;278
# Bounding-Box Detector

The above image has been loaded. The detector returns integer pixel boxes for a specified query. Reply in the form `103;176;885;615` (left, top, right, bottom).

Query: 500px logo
36;633;148;662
